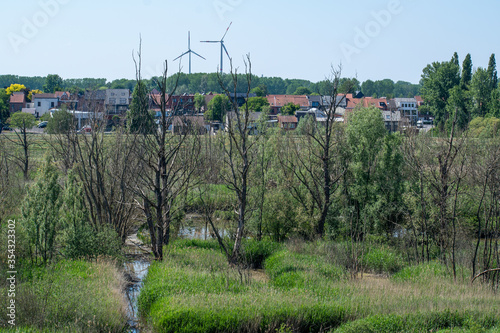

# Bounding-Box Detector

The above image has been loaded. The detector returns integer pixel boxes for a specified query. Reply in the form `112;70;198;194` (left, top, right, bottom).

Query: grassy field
138;239;500;333
0;260;127;332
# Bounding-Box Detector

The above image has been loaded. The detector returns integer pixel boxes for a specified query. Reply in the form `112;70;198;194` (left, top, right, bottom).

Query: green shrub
241;239;281;268
333;310;499;333
361;246;404;274
265;250;346;290
392;261;450;283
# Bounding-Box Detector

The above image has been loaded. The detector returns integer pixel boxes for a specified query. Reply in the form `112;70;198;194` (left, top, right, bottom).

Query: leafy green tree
281;102;300;115
346;106;387;235
471;67;491;118
47;108;74;134
446;86;471;131
205;94;231;121
194;93;206;112
9;112;36;179
451;52;460;67
489;87;500;117
21;157;62;264
60;171;120;259
461;53;473;89
43;74;63;93
0;89;9;123
339;78;361;94
293;86;312;95
127;81;154;134
420;59;460;130
244;96;269;112
250;85;267;97
373;133;404;237
487;54;498;91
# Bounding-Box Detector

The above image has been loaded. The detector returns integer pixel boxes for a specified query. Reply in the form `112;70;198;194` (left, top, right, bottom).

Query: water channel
123;216;228;332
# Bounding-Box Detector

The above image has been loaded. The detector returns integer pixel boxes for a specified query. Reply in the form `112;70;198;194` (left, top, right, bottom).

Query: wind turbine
173;31;206;74
201;22;232;73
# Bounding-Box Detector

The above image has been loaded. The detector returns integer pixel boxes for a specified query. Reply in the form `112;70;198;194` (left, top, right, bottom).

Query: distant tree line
0;73;421;98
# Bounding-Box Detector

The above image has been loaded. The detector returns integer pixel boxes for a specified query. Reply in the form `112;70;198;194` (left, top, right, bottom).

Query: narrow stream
123;234;152;332
122;219;229;332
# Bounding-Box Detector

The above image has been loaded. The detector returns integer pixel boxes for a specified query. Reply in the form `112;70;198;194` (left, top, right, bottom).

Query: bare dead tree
215;55;258;264
47;88;138;242
130;42;202;261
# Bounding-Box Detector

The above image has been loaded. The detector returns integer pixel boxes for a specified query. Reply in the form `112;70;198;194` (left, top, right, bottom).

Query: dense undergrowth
0;260;126;332
138;239;500;333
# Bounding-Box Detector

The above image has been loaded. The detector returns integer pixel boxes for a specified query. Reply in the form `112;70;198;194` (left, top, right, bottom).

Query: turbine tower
201;22;232;73
173;31;206;74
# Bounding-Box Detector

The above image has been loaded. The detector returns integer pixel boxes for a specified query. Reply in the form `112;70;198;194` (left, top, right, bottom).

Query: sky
1;0;499;85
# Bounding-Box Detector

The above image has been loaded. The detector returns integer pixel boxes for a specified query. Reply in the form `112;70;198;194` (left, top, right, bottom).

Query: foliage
281;102;300;115
5;83;27;96
43;74;63;93
420;59;460;130
46;108;73;134
59;171;121;259
293;86;312;95
468;117;500;138
127;80;154;134
241;239;281;268
9;112;36;129
204;94;231;121
243;96;269;112
194;92;205;112
27;89;43;102
361;246;405;274
21;157;62;264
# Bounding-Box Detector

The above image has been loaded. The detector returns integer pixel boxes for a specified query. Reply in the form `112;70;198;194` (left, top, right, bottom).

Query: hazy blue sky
1;0;499;84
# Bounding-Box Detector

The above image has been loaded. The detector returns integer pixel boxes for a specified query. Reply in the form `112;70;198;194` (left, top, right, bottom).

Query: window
120;98;127;104
38;102;41;107
109;98;116;104
51;102;55;107
111;93;115;96
122;93;125;96
291;123;296;129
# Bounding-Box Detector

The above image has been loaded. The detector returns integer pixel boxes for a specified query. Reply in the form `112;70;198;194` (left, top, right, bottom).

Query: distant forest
0;73;421;98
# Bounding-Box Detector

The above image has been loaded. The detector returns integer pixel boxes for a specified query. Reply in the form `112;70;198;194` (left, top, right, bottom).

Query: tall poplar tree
461;54;473;89
487;54;498;90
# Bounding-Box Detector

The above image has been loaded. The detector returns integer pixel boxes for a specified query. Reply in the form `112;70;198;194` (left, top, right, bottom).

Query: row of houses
8;86;428;133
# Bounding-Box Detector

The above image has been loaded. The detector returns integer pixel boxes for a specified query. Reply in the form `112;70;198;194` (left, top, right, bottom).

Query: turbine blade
221;21;232;41
191;50;206;60
173;51;189;61
222;43;230;60
201;40;219;43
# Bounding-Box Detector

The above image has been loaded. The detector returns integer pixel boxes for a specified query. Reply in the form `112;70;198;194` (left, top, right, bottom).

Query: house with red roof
266;95;309;115
9;91;27;113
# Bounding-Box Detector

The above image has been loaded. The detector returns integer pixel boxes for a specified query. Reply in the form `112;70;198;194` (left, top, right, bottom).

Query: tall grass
0;260;126;332
138;239;500;333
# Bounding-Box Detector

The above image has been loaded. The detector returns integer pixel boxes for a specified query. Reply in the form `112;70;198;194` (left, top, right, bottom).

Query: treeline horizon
0;73;421;98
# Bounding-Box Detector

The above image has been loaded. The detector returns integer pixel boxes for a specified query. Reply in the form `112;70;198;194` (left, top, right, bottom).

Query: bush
392;261;450;283
241;239;281;268
333;310;499;333
265;250;346;290
361;246;404;274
